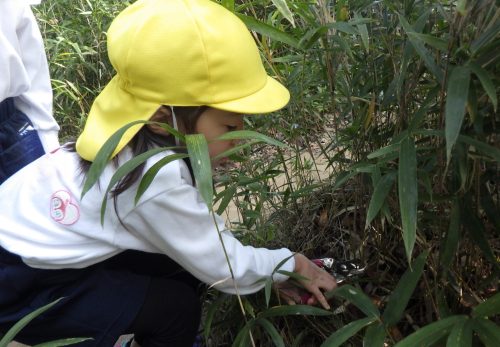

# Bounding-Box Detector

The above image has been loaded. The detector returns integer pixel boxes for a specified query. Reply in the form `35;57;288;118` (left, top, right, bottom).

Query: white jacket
0;0;59;152
0;147;294;294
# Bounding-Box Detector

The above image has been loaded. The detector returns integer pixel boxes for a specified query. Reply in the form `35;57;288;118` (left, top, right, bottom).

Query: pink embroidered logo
50;190;80;225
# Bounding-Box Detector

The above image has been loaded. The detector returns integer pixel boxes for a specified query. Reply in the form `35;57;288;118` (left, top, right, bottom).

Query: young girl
0;0;337;346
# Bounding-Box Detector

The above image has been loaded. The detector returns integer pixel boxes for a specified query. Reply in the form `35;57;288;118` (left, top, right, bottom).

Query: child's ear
148;105;172;135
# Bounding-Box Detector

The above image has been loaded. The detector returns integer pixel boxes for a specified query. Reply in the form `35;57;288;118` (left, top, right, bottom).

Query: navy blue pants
0;97;44;184
0;246;202;346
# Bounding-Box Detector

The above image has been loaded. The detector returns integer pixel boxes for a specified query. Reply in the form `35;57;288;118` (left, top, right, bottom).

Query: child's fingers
309;287;331;310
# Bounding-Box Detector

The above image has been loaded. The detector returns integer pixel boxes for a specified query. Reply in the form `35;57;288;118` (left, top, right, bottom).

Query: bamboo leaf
186;134;213;209
213;139;260;161
407;32;448;51
264;277;273;308
446;318;472;347
354;13;369;53
470;63;497;111
327;21;358;35
473;293;500;319
460;196;499;270
365;171;396;228
215;184;237;215
271;0;294;27
439;201;461;270
472;317;500;347
257;318;285;347
33;338;93;347
457;135;500;162
398;13;444;83
220;0;234;12
445;66;471;163
258;305;332;319
471;21;500;53
367;143;400;159
232;319;255;347
320;317;377;347
236;14;299;49
0;298;64;346
98;147;170;224
456;0;467;15
363;323;386;347
383;251;429;327
398;136;418;262
215;130;286;148
326;285;380;319
82;120;146;198
135;153;189;204
394;315;468;347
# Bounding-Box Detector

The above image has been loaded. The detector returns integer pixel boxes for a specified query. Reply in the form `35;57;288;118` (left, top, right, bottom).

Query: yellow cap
76;0;290;161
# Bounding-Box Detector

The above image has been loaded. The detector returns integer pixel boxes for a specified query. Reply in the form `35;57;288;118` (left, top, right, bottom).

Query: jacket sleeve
121;180;295;294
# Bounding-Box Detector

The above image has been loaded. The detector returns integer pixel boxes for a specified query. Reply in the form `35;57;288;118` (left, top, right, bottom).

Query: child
0;0;60;183
0;0;337;346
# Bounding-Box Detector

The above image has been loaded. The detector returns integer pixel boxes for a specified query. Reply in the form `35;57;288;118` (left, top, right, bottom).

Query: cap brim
76;76;160;162
208;76;290;114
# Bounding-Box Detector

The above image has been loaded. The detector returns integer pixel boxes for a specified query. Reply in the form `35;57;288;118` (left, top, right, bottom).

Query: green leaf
439;201;461;270
327;21;358;35
236;14;299;49
472;317;500;347
257;318;285;347
446;318;472;347
0;298;64;346
271;0;294;27
33;338;93;347
393;315;468;347
213;139;260;161
258;305;332;319
220;0;234;12
215;184;237;215
231;319;255;347
470;63;497;111
365;171;396;228
203;294;228;343
363;323;386;347
383;251;429;327
445;65;471;163
354;13;369;53
460;196;499;270
135;153;189;204
407;32;448;51
473;293;500;319
99;147;172;224
327;285;380;319
471;21;500;53
320;317;377;347
215;130;286;148
367;143;400;159
456;0;467;15
186;134;214;209
457;135;500;162
398;13;444;84
264;277;273;308
81;120;146;198
398;136;418;262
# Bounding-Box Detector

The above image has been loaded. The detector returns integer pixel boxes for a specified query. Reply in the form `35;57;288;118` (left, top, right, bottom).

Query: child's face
195;108;244;165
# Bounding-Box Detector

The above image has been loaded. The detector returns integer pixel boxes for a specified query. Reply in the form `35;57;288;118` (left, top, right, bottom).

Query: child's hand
292;253;337;310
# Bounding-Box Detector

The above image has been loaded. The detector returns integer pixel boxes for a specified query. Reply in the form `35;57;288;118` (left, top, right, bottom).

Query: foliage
0;298;90;346
33;0;499;346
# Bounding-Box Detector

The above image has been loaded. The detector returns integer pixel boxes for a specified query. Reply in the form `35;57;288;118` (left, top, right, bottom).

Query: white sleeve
0;0;59;152
122;182;295;294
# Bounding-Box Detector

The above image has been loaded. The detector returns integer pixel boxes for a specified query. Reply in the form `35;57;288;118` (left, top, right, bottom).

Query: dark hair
67;105;206;196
